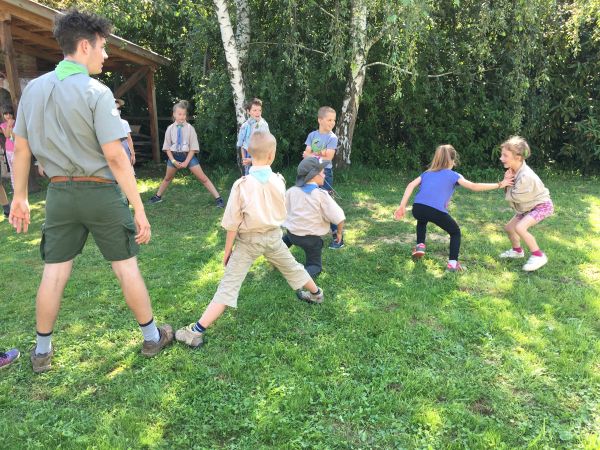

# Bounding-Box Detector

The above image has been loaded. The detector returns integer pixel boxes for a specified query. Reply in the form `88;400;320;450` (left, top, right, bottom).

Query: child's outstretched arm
457;175;513;192
394;176;421;220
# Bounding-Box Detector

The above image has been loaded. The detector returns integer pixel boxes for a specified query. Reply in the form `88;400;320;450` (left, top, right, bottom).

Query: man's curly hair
53;10;112;55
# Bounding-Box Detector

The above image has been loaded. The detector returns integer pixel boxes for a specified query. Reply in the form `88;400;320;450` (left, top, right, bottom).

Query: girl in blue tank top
394;145;513;271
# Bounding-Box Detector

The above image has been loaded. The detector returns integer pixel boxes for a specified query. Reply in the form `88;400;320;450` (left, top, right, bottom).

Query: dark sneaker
215;197;225;208
328;239;344;250
175;323;204;348
141;324;174;357
296;287;324;304
412;243;426;258
148;195;162;204
0;348;20;369
31;346;54;373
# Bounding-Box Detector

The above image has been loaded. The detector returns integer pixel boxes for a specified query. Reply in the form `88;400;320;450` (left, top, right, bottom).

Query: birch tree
335;0;368;167
213;0;249;127
334;0;427;167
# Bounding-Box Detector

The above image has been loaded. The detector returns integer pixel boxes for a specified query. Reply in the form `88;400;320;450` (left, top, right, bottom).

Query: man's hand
242;158;252;166
9;199;30;233
130;152;136;165
133;210;151;244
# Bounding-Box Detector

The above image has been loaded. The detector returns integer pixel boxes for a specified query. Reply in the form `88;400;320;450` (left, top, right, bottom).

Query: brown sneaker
30;346;54;373
141;324;174;357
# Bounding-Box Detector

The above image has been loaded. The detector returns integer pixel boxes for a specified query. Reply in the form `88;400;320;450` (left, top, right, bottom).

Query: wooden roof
0;0;170;70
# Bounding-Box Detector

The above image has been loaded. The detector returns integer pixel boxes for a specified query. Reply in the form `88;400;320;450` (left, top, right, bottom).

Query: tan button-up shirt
505;162;551;213
221;166;287;233
284;185;345;236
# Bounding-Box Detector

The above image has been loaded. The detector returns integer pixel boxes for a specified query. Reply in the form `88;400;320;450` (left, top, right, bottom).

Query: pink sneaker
0;348;20;369
412;243;426;259
446;262;465;272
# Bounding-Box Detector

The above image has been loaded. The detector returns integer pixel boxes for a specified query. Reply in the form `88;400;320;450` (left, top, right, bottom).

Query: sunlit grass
0;166;599;448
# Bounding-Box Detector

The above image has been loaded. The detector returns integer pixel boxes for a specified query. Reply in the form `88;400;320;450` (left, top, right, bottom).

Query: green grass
1;164;599;449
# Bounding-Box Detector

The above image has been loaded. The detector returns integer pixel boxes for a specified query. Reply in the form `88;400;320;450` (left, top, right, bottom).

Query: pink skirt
515;200;554;223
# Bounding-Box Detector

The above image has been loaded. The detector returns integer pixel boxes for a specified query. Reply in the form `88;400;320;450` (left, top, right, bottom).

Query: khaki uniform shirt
505;162;551;213
221;167;287;233
163;122;199;153
283;185;345;236
14;67;125;179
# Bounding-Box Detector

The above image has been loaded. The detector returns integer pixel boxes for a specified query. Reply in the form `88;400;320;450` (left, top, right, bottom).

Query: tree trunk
213;0;246;127
233;0;250;68
335;0;368;169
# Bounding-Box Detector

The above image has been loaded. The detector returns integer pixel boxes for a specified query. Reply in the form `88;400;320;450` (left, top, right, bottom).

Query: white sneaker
522;254;548;272
499;249;525;259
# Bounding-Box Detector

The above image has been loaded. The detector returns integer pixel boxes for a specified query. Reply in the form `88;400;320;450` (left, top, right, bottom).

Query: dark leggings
412;203;461;260
283;232;324;278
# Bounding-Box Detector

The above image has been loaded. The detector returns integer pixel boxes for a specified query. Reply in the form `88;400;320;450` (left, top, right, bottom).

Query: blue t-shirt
305;130;338;169
413;169;462;213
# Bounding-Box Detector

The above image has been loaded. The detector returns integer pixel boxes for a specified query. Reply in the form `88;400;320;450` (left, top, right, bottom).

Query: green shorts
41;181;139;263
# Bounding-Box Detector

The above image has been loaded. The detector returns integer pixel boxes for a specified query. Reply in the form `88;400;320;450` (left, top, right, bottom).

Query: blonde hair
501;136;530;160
248;131;276;159
318;106;336;118
173;100;189;114
428;144;459;171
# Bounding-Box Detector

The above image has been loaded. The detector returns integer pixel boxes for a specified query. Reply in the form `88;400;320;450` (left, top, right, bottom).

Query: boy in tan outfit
176;131;323;348
283;158;345;279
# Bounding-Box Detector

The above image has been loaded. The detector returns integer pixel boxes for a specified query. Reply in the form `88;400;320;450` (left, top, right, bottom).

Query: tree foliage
39;0;600;171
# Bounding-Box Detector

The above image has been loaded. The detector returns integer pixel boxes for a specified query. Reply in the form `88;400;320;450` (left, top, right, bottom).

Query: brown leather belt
50;176;115;184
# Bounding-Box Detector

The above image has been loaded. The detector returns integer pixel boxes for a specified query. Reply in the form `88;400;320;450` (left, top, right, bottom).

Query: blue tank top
413;169;461;213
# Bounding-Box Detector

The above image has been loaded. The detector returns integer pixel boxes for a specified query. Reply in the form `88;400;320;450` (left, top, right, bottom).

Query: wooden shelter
0;0;170;161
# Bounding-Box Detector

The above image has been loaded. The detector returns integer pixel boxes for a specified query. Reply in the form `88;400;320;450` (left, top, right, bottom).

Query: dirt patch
470;397;494;416
365;232;448;245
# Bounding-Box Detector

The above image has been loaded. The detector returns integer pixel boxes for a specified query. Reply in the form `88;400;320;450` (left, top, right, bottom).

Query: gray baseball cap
295;158;329;187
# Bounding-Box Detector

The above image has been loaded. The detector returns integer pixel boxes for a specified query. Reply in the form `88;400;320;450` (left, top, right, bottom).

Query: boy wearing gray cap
283;158;345;279
175;132;324;349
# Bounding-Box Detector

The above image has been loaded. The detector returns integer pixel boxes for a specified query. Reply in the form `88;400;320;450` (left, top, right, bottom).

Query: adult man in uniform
9;10;173;373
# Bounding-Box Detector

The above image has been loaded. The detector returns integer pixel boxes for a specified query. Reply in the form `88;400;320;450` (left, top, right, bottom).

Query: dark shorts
41;181;139;263
167;152;200;168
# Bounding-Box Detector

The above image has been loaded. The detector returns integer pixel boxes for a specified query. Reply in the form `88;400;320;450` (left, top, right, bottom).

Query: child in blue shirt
237;98;269;175
303;106;343;249
394;144;513;271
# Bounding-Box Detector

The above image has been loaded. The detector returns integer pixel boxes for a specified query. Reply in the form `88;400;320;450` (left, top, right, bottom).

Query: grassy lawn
1;164;599;448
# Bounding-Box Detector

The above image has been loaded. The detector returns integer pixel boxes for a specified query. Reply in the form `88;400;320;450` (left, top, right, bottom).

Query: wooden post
146;67;160;162
0;16;40;192
114;66;149;99
0;16;22;112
